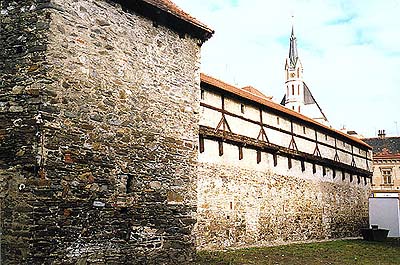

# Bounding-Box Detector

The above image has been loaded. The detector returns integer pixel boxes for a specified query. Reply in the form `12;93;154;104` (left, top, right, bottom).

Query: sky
174;0;400;138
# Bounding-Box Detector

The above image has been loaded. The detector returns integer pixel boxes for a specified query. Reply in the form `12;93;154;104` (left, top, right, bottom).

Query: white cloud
174;0;400;137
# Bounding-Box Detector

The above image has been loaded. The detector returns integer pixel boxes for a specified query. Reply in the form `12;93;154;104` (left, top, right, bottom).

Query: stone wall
197;79;371;250
1;0;201;263
197;145;370;249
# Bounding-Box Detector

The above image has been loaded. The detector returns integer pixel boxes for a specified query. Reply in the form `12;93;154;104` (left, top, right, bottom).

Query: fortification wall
1;0;201;263
197;82;371;250
197;141;370;249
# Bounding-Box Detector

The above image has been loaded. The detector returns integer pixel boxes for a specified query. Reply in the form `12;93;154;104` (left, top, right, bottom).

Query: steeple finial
289;16;298;68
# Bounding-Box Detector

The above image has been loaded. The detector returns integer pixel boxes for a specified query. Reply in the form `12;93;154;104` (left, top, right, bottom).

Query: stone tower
283;26;330;126
0;0;212;264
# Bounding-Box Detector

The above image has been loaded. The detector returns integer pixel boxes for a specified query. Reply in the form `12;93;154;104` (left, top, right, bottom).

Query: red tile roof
114;0;214;41
200;73;371;149
143;0;213;33
242;86;272;100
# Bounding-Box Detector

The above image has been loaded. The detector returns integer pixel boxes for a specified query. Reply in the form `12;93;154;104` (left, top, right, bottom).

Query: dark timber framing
200;125;372;179
200;102;372;162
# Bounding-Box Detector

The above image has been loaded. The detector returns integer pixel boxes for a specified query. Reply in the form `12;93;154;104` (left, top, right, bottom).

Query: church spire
288;25;298;69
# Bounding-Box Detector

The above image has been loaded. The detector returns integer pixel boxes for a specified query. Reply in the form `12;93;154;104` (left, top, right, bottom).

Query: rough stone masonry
0;0;212;264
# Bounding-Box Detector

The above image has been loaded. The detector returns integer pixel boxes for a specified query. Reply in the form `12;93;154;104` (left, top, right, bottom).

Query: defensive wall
197;74;372;249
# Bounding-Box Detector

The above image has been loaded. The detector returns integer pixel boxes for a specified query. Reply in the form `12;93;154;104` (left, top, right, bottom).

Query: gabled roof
113;0;214;42
362;137;400;155
200;73;370;149
241;86;272;100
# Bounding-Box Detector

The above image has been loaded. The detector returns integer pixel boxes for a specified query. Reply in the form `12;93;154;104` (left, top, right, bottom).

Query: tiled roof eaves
113;0;214;42
200;73;371;149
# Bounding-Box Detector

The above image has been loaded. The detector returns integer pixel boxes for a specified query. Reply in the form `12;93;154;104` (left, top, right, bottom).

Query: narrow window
218;141;223;156
313;163;316;174
298;106;301;113
297;68;300;78
257;150;261;164
273;154;278;166
323;167;326;176
288;157;292;169
333;170;336;179
292;85;294;95
126;174;133;194
292;106;295;110
325;134;328;141
230;201;233;210
301;160;305;172
342;171;345;181
297;85;300;95
238;146;243;160
350;174;353;182
277;117;280;125
199;136;204;153
303;126;306;134
240;104;245;114
287;86;289;96
200;89;205;100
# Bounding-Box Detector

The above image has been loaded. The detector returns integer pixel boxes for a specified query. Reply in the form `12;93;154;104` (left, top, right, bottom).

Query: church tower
284;26;304;113
282;26;330;126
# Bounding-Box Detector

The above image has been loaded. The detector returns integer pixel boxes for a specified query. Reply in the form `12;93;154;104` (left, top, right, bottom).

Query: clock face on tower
290;73;296;78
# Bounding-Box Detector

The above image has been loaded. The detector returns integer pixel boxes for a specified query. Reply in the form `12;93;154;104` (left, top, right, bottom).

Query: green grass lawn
196;239;400;264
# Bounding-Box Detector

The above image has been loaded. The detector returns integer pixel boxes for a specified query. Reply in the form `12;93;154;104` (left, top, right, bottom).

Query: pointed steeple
288;25;298;69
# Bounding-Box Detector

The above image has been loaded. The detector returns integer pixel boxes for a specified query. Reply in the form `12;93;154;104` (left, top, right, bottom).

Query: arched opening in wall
333;170;336;179
323;167;326;176
342;171;345;181
200;89;205;100
350;174;353;183
312;163;316;174
257;150;261;164
292;85;295;95
288;157;292;169
292;106;295;110
238;146;243;160
301;160;305;172
273;154;278;166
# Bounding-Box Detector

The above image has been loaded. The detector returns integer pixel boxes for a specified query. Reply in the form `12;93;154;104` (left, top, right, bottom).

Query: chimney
378;129;386;139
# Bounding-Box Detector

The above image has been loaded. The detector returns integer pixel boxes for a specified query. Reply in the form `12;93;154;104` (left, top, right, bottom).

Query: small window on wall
287;86;289;96
297;85;300;95
200;89;205;100
292;85;295;95
240;104;245;114
298;106;301;113
382;168;393;184
303;126;306;134
277;117;280;125
292;106;295;110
